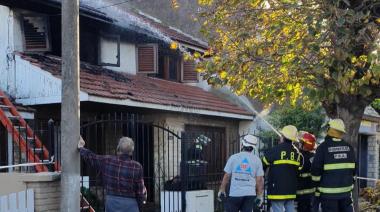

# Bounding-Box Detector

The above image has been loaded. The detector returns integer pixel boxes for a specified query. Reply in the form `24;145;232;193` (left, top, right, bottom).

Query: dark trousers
321;197;353;212
312;196;321;212
297;197;312;212
225;196;259;212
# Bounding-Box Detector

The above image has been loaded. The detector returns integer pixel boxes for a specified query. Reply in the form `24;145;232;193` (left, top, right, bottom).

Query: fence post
48;119;54;158
180;132;187;212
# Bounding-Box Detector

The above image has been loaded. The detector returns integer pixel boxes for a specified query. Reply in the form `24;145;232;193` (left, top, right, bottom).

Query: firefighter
296;131;317;212
185;134;211;190
262;125;303;212
311;119;356;212
218;134;264;212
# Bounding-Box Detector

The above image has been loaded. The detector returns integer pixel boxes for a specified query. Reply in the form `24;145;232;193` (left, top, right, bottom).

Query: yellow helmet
328;119;346;133
280;125;299;142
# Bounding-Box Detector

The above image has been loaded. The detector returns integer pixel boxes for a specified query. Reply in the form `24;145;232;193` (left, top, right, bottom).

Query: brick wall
0;173;61;212
367;135;379;188
25;180;61;212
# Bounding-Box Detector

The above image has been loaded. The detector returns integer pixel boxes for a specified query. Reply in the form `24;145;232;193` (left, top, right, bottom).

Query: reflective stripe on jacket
262;142;303;200
297;150;315;199
311;136;356;199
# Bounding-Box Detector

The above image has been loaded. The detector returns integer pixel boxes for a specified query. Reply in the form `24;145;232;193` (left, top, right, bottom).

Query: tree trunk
324;98;368;212
337;104;365;212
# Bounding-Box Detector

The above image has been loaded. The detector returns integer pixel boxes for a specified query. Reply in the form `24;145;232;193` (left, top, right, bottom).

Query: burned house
0;0;254;211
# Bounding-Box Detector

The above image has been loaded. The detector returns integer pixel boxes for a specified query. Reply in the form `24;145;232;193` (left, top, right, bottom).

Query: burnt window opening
160;55;180;82
22;15;51;52
80;30;98;64
98;34;121;67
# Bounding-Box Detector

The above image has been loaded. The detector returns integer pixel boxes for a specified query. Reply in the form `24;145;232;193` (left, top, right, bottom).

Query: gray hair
116;137;134;156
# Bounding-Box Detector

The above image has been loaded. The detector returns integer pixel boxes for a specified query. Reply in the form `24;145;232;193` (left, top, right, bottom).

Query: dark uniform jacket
296;150;315;199
263;141;303;200
311;136;356;199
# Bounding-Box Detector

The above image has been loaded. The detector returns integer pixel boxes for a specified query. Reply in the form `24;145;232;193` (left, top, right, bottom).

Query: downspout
6;9;15;95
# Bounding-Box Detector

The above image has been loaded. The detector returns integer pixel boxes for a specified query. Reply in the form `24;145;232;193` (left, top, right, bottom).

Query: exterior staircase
0;90;94;211
0;90;52;172
80;194;96;212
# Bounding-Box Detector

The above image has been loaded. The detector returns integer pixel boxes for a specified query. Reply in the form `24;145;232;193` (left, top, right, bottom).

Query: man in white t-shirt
218;135;265;212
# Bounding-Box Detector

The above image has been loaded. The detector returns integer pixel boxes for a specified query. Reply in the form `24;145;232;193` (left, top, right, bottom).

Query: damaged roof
18;0;207;50
131;10;208;50
18;53;252;118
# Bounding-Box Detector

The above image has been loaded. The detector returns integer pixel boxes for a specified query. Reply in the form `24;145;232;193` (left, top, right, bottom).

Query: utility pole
60;0;80;211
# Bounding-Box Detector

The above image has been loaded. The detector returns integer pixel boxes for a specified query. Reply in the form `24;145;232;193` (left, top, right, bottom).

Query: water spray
251;106;282;137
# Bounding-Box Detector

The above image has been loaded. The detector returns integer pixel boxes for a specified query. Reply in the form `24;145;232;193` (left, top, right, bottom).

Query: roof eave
87;95;253;120
362;114;380;123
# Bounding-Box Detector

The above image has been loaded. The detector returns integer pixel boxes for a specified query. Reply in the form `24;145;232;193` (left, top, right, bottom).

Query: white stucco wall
0;6;11;92
7;55;88;105
99;37;137;74
0;7;26;94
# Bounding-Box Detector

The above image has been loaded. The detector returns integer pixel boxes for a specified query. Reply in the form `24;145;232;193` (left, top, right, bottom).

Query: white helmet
195;135;211;145
241;134;258;147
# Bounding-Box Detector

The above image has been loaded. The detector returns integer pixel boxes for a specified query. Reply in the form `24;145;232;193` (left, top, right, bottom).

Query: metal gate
78;113;187;211
77;113;238;212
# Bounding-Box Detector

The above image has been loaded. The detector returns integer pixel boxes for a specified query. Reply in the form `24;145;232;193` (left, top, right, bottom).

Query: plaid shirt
80;148;147;204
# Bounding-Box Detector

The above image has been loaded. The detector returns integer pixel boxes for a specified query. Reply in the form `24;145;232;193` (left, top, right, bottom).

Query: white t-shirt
224;151;264;197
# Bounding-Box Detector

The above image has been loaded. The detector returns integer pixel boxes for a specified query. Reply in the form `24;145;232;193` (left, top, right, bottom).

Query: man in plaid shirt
78;137;147;212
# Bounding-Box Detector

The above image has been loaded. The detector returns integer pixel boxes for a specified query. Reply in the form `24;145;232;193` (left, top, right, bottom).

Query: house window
181;60;198;82
98;34;120;67
160;56;181;81
137;44;158;74
22;16;51;52
184;125;227;174
169;57;181;81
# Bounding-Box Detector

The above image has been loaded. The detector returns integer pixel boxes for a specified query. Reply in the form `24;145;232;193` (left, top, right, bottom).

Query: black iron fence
75;113;279;212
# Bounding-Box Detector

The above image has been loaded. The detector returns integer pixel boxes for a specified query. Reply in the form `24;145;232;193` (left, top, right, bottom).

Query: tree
195;0;380;152
371;98;380;113
269;105;325;137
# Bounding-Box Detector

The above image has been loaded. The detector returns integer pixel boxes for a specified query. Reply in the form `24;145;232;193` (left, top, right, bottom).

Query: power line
46;0;131;17
95;0;131;10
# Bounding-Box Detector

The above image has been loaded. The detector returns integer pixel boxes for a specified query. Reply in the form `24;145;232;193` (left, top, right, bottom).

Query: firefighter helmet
241;134;258;147
328;119;346;133
299;131;316;151
280;125;299;142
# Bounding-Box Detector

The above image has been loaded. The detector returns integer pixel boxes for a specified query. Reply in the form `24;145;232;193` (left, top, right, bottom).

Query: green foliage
371;99;380;112
196;0;380;110
268;105;325;136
